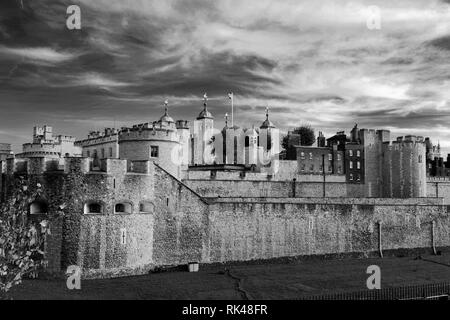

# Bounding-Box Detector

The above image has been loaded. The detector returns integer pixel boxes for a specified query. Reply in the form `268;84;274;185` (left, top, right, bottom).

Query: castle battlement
383;139;426;150
118;127;181;143
2;156;154;177
3;156;62;175
65;157;153;175
75;134;118;147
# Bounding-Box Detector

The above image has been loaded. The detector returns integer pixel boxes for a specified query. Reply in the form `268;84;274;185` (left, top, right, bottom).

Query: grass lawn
6;253;450;300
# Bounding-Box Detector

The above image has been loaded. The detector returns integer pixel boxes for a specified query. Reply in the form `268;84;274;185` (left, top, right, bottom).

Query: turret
259;106;280;163
245;126;258;165
192;93;214;165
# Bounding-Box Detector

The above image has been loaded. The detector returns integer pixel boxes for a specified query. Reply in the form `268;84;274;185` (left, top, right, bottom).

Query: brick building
296;145;344;175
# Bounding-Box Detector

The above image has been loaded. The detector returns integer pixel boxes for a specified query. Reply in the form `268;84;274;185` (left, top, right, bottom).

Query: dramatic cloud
1;0;450;153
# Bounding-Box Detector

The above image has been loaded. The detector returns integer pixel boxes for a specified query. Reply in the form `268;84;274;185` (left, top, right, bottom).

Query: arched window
83;201;103;214
30;200;48;215
266;135;271;151
245;136;250;147
139;201;154;213
114;202;132;214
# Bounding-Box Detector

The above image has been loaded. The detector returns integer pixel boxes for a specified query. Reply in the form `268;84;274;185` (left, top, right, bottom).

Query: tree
0;178;62;297
282;124;316;159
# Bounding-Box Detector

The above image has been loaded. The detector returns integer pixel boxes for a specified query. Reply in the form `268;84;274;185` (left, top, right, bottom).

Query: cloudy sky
1;0;450;153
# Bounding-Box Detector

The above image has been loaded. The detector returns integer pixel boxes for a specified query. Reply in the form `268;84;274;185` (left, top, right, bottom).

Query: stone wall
184;179;361;198
151;165;208;266
2;155;450;279
204;199;449;263
427;180;450;204
79;213;154;278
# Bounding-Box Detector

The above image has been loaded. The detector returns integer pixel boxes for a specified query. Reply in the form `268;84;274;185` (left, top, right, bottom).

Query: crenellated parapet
119;126;181;143
64;157;154;175
2;155;155;177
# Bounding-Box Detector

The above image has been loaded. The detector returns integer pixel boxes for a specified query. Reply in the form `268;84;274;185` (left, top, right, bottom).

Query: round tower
118;101;183;178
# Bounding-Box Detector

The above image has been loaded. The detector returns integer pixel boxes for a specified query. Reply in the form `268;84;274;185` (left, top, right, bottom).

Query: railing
299;282;450;300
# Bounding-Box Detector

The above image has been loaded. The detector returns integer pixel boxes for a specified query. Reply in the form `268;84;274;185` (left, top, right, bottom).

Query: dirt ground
6;254;450;300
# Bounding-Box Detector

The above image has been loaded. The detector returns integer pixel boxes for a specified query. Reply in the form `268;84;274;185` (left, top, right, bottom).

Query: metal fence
300;282;450;300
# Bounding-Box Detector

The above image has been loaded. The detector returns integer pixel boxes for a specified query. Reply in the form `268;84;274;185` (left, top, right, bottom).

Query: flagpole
231;93;234;127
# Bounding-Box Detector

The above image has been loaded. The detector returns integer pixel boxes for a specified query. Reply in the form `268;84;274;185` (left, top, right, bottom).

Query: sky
1;0;450;153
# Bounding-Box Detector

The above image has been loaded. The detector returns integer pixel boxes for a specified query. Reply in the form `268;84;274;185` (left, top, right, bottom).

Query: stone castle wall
205;199;448;262
427;179;450;204
1;156;449;279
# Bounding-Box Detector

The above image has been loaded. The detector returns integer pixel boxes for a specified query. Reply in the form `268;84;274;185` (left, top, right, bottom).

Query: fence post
378;221;383;258
432;221;437;255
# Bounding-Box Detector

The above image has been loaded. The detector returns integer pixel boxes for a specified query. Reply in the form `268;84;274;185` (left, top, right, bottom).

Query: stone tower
245;127;258;165
192;94;214;165
219;113;244;165
381;136;426;198
118;102;183;178
259;107;280;165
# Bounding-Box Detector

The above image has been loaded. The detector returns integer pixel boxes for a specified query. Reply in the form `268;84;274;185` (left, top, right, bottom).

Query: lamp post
322;154;326;197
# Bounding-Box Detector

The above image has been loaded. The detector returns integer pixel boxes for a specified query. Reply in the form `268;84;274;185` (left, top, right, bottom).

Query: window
301;164;305;171
300;152;305;159
328;154;332;161
349;150;353;156
109;147;113;158
150;146;159;158
357;150;361;157
309;153;313;160
357;174;361;181
337;154;341;161
93;149;97;158
349;173;353;181
350;161;353;169
101;148;105;158
87;150;90;157
357;161;361;169
84;202;103;214
328;166;332;172
338;166;342;173
310;164;314;172
114;202;132;214
418;155;422;163
139;201;154;213
30;200;48;215
319;165;323;172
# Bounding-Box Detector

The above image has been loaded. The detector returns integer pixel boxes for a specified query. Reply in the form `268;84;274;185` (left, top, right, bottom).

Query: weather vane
164;99;169;114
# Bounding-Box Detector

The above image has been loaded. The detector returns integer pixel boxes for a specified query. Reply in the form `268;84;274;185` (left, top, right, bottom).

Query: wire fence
300;282;450;300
